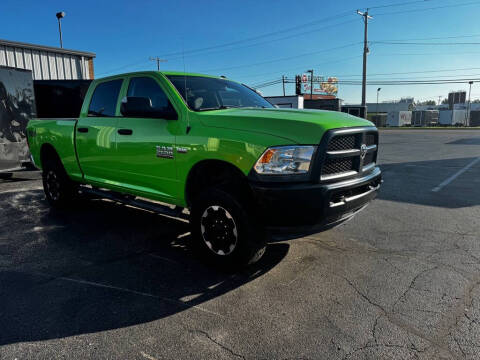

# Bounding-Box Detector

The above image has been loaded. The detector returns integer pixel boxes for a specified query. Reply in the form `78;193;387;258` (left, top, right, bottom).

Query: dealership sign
297;74;338;96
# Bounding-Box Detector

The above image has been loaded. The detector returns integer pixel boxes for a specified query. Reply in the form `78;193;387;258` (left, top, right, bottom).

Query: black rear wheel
191;188;266;269
42;158;78;208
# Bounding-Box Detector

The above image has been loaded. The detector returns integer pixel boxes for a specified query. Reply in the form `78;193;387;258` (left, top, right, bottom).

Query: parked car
27;71;382;268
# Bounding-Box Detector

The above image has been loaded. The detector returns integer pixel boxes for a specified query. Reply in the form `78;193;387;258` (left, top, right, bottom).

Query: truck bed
28;118;82;179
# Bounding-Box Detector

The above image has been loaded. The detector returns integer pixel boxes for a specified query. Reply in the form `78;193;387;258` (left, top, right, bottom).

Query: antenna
182;41;191;134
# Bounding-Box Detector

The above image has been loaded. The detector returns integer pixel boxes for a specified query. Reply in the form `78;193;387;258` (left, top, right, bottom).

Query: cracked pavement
1;129;480;359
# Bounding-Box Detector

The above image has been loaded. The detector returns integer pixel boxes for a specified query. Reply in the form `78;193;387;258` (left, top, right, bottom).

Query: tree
471;99;480;103
441;98;449;104
416;100;436;106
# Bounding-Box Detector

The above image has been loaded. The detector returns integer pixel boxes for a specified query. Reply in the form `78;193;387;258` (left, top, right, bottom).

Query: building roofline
0;38;96;58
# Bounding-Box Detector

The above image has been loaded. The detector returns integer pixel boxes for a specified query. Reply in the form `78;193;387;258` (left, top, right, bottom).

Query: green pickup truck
27;71;381;268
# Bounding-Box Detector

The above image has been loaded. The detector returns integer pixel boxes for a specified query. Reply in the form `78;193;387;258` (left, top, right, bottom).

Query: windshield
166;75;273;111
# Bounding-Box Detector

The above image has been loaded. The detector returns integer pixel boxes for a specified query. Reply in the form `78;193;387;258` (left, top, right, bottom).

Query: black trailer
0;67;36;178
0;65;91;177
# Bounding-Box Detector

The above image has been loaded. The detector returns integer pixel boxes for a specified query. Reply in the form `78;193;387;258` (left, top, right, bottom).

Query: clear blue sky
2;0;480;103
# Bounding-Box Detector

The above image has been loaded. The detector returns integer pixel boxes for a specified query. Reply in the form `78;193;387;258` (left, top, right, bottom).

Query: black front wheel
191;188;266;269
42;158;78;208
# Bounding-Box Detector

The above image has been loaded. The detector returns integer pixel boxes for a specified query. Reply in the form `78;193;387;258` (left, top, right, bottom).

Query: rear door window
88;79;123;117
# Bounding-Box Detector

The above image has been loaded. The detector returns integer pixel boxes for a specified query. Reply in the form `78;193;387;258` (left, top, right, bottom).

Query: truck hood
197;108;375;144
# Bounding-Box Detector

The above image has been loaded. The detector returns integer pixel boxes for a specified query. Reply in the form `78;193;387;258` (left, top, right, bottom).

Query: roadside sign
297;74;338;96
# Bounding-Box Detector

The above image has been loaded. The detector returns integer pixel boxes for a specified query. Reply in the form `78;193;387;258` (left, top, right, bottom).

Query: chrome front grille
320;129;378;181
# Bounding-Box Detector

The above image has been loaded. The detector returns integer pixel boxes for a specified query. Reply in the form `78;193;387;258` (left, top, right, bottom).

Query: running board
81;186;189;221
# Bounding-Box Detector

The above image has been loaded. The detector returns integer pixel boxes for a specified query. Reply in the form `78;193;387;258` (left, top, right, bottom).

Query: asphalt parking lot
1;129;480;360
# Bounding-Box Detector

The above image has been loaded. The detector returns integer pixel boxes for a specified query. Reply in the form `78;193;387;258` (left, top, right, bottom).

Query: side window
88;79;123;117
127;77;171;111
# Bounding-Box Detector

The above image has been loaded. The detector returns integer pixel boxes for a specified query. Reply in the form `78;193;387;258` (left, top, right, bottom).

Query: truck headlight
254;146;316;175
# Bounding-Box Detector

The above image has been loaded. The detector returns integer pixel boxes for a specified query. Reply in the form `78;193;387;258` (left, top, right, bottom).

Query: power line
97;16;358;76
373;41;480;45
252;80;284;89
341;77;480;83
373;33;480;42
96;58;150;76
341;73;480;81
236;55;362;82
158;11;355;58
368;0;440;9
199;42;361;73
220;45;480;81
100;48;480;83
374;0;480;16
164;19;358;61
159;0;477;59
374;50;480;56
96;0;480;78
253;73;480;87
251;77;291;87
101;2;447;74
251;76;480;89
337;78;480;84
332;66;480;77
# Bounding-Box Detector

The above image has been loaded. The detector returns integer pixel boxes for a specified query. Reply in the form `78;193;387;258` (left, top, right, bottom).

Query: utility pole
149;57;167;71
306;69;314;100
467;81;474;126
438;96;442;106
282;75;286;96
357;9;372;110
56;12;66;48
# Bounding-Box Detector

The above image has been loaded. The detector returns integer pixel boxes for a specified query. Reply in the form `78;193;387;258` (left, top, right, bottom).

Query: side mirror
120;96;151;117
120;96;177;120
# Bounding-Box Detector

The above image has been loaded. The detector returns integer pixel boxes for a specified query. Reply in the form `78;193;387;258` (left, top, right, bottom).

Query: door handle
77;127;88;133
118;129;133;135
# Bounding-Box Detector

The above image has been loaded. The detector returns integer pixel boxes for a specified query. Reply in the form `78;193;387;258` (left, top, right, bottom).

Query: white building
265;95;304;109
0;38;95;80
366;97;415;113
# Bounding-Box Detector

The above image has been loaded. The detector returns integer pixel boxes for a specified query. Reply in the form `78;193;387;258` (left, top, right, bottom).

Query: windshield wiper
197;107;223;111
197;105;243;111
220;105;243;109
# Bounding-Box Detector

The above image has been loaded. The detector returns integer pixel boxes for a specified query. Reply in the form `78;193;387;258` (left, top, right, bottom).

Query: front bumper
249;167;382;232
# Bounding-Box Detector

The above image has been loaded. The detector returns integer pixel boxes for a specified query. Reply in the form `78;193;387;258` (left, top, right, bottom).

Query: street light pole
376;87;381;116
56;12;66;48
